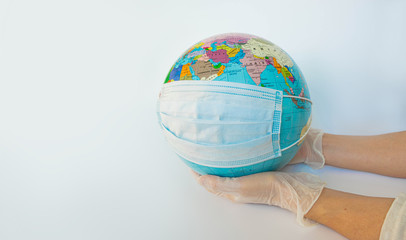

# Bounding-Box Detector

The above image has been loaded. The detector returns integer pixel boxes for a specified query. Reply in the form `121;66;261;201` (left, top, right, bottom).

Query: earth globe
157;33;312;177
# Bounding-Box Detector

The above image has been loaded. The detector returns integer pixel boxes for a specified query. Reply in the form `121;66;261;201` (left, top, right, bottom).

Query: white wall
0;0;405;239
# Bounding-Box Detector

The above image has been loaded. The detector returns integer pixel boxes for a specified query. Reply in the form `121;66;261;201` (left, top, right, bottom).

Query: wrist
321;133;333;166
305;188;334;220
304;129;326;169
305;188;394;240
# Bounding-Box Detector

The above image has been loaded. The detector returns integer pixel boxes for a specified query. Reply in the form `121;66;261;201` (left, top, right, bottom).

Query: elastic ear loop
280;95;312;152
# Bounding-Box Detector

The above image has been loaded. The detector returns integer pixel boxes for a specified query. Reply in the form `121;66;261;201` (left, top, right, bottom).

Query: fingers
288;145;307;165
190;170;241;196
191;171;286;205
190;169;201;179
190;170;276;204
201;175;241;193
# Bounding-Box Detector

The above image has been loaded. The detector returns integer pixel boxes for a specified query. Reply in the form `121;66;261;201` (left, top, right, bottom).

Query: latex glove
193;171;325;226
289;128;325;169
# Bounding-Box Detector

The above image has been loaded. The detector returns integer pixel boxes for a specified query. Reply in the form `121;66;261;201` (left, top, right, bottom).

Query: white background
1;0;405;239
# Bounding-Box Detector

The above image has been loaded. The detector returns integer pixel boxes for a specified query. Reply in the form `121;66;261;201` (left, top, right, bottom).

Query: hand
289;128;325;169
192;170;325;226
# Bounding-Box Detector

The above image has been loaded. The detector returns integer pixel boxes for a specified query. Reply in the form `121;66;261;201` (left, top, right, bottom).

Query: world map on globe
161;33;312;177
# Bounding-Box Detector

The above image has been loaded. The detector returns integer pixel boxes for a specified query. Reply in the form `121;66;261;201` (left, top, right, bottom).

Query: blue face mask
157;80;312;168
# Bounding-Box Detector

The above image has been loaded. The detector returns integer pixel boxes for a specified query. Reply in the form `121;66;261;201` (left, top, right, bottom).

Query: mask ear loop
283;95;313;104
281;122;311;152
280;95;312;152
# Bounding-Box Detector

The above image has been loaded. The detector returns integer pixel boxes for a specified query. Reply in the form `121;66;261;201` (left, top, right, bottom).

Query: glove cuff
306;129;325;169
275;172;326;226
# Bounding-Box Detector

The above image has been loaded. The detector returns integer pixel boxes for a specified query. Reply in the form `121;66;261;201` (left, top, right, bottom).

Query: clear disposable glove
192;171;326;226
289;128;325;169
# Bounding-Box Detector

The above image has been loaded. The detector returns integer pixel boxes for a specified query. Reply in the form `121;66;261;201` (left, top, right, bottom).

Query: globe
160;33;312;177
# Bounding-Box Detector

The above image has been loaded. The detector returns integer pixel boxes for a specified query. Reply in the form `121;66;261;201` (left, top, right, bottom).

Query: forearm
323;131;406;178
305;188;394;240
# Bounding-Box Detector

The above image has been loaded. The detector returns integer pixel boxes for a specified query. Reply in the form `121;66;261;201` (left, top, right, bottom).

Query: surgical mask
157;80;312;168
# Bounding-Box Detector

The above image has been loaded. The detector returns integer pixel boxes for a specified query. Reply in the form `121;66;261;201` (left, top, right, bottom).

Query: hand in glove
193;171;325;226
289;128;325;169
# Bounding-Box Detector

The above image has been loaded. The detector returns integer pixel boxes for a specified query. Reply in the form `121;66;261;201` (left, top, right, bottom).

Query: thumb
191;171;242;201
199;175;241;194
